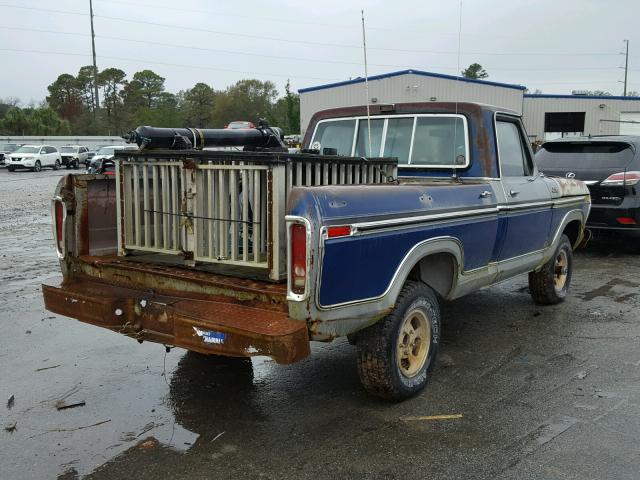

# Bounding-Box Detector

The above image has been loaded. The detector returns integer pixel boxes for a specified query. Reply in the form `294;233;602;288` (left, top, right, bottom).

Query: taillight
616;217;637;225
601;171;640;186
52;198;66;258
290;223;307;295
327;225;352;238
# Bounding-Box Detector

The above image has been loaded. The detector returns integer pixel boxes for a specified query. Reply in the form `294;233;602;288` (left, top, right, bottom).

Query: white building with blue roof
298;69;640;141
298;69;526;136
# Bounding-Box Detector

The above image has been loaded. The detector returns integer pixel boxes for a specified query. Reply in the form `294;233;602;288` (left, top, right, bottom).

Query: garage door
620;112;640;135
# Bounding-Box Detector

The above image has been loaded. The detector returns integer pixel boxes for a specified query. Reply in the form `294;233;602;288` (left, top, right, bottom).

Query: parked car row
0;143;130;172
86;145;138;174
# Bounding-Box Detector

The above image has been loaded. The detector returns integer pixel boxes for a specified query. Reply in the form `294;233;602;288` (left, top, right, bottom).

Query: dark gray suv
536;136;640;241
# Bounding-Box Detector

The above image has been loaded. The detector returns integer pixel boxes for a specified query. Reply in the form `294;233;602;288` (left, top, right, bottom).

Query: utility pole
623;39;629;97
89;0;100;109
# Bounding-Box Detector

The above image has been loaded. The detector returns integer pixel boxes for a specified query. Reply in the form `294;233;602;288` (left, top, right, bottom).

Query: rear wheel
356;281;441;401
529;234;573;305
53;159;60;170
33;160;41;172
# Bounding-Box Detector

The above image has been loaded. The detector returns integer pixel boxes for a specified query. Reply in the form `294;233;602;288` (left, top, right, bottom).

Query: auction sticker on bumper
193;327;227;345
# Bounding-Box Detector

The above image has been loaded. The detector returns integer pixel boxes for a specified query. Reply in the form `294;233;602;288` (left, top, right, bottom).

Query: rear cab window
310;114;470;168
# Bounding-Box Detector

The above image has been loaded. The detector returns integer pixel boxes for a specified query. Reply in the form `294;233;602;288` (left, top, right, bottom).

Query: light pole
89;0;100;109
622;40;629;97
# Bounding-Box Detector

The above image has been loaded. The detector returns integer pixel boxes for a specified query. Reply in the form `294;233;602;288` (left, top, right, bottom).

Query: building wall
300;72;524;135
0;136;125;150
522;95;640;141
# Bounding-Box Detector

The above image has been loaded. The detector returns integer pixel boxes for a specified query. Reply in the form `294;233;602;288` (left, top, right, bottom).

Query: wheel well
563;220;582;248
407;252;458;299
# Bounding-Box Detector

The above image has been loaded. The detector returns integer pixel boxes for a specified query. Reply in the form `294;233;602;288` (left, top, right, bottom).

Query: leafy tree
30;107;71;135
98;67;127;133
212;79;279;128
181;82;216;127
27;67;303;134
129;70;166;109
0;106;70;135
46;73;83;121
283;79;300;134
272;80;301;134
0;97;20;121
76;65;98;112
0;107;30;135
461;63;488;79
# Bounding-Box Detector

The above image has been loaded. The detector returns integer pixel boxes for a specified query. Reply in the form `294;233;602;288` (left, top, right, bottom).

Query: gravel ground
1;168;639;480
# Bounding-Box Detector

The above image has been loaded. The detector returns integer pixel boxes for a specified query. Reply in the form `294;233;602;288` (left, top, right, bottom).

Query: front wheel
53;160;60;170
7;167;14;172
33;160;41;172
73;160;79;169
529;234;573;305
356;281;441;401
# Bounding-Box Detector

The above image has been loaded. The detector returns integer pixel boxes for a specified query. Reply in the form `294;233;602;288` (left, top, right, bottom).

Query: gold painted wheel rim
553;249;568;292
396;308;431;378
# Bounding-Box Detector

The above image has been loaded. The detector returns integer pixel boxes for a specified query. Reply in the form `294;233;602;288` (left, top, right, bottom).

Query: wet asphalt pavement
1;168;639;480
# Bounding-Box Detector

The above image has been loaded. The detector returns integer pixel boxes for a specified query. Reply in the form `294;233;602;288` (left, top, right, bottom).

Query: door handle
509;190;520;197
479;190;493;198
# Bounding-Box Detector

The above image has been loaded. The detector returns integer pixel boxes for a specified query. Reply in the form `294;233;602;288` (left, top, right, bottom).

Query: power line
97;35;412;69
0;47;341;81
93;14;623;57
0;24;624;72
0;25;629;77
0;3;86;16
0;3;620;57
0;25;87;38
0;24;411;69
94;0;368;31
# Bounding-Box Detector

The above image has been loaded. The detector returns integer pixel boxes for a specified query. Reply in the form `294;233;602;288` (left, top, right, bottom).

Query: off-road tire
53;160;60;170
33;160;41;172
356;281;441;401
529;234;573;305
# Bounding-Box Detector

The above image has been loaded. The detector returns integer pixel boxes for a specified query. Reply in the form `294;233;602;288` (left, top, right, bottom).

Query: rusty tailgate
42;277;310;364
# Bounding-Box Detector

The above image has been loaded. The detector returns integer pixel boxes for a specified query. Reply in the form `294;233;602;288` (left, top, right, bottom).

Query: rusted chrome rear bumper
42;277;310;364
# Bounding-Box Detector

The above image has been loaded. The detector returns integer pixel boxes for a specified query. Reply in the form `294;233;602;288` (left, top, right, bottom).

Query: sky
0;0;638;105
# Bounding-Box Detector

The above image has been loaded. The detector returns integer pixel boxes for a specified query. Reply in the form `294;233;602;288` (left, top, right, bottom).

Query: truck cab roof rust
303;102;519;179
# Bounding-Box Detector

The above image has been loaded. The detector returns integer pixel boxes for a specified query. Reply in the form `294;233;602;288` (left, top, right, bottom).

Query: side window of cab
496;119;534;177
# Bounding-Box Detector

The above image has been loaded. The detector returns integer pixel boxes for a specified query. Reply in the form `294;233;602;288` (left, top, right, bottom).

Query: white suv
6;145;63;172
59;145;89;169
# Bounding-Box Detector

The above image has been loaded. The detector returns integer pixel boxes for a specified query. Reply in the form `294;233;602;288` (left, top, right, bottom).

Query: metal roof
525;93;640;101
298;69;527;94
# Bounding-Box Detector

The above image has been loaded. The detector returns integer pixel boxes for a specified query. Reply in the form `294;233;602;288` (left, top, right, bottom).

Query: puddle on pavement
581;278;639;302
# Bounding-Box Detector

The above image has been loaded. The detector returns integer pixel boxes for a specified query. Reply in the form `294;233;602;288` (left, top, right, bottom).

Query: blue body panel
288;182;500;307
497;208;552;260
310;183;497;223
319;215;498;306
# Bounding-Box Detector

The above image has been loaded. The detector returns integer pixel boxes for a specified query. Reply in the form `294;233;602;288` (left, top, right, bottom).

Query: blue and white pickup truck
42;102;590;400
